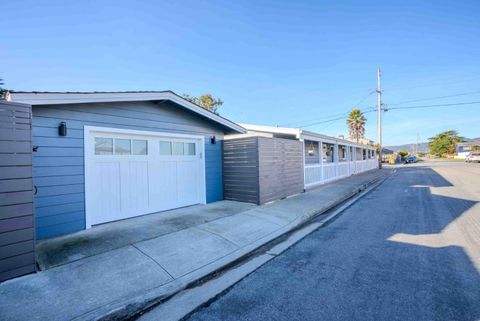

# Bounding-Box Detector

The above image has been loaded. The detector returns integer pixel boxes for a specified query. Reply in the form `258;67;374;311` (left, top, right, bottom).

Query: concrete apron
0;169;387;321
36;200;256;270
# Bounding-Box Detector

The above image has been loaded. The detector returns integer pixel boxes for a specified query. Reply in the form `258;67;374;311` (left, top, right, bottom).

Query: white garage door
84;127;206;227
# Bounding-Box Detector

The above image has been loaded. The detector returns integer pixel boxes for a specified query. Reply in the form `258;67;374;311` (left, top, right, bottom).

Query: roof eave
8;91;245;134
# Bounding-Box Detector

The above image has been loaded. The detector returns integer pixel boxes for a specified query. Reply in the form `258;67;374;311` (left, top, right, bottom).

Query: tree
398;150;409;160
182;93;223;114
346;109;366;143
0;77;6;100
428;130;464;157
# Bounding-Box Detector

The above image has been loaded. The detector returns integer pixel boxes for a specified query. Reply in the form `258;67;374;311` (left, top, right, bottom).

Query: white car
465;151;480;163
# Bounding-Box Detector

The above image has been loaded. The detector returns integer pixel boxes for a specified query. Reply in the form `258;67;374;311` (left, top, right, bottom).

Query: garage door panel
87;129;205;227
149;160;178;211
176;160;200;207
122;161;149;215
94;162;121;224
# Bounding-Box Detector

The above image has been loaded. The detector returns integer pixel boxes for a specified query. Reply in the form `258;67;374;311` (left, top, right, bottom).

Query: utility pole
416;133;420;156
377;67;382;168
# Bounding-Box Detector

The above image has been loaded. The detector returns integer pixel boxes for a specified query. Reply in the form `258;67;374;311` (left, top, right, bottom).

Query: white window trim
84;125;207;229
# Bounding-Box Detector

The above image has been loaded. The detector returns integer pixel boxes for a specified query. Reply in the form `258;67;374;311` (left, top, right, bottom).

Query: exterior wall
258;137;304;204
223;137;259;204
205;140;223;203
0;102;36;282
223;136;304;205
32;101;226;239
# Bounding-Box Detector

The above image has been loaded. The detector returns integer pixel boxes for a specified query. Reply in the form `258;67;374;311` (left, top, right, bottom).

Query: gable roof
6;91;245;133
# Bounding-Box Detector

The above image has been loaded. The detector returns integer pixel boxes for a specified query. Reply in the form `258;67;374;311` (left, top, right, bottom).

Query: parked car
404;156;417;164
465;151;480;163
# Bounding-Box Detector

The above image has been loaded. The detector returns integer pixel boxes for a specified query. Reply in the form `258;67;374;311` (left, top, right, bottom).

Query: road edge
135;172;392;321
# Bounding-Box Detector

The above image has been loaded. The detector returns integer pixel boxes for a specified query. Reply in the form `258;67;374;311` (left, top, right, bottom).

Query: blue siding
205;140;223;203
32;101;227;239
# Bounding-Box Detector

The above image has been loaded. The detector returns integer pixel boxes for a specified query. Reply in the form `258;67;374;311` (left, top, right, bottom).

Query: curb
137;172;391;321
80;170;390;321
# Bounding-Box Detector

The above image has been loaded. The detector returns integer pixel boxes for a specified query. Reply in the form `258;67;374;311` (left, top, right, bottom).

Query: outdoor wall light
211;136;216;144
59;122;67;136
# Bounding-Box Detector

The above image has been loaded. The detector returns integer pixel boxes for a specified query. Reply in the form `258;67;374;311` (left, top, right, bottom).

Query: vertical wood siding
32;101;225;239
223;136;304;205
0;102;36;282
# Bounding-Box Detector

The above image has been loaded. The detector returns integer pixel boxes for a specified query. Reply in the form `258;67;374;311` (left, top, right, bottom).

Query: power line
300;100;480;129
282;89;376;127
388;90;480;106
300;109;376;128
386;101;480;111
385;74;480;93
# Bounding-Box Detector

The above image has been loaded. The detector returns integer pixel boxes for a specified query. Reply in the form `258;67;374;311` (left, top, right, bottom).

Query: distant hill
464;137;480;142
386;137;479;154
385;143;429;154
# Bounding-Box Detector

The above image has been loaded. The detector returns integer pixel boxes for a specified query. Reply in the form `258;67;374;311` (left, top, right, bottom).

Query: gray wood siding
223;137;259;204
32;100;226;239
223;136;304;205
258;137;304;204
0;102;36;282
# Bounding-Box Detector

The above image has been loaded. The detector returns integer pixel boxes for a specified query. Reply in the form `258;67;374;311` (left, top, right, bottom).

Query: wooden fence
223;136;304;204
0;101;35;282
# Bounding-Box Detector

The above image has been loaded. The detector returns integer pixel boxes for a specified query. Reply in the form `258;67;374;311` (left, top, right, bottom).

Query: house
223;124;377;204
381;148;395;163
456;140;480;159
6;91;245;240
346;136;375;146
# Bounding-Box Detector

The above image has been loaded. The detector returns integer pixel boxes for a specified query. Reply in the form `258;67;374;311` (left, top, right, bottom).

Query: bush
389;153;397;164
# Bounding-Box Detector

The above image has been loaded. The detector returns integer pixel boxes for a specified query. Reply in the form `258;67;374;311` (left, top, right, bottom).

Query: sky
1;0;479;146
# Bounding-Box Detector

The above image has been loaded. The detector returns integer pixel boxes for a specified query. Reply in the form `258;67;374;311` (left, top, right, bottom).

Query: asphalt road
187;161;480;321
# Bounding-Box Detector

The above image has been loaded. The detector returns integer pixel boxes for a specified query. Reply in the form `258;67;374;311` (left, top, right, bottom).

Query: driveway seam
131;244;175;280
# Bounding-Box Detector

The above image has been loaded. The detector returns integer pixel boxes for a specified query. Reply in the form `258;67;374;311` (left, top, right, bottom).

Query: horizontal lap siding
0;102;36;282
205;141;223;203
223;138;259;204
32;101;225;239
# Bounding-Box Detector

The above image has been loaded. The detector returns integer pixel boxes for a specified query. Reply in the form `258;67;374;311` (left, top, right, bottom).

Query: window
304;140;319;165
133;140;147;155
115;139;131;155
172;142;184;155
323;143;334;163
95;137;113;155
338;145;347;162
159;141;172;155
185;142;196;155
356;148;362;160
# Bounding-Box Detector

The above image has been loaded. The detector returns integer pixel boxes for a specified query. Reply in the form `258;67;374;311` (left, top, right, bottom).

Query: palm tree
347;109;366;143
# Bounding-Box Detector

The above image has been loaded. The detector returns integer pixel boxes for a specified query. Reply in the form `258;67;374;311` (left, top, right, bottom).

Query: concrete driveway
187;161;480;321
36;200;255;270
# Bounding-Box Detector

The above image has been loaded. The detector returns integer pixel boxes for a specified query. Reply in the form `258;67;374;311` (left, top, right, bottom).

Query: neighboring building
7;91;245;239
228;124;378;190
347;136;375;146
381;148;394;163
456;140;480;159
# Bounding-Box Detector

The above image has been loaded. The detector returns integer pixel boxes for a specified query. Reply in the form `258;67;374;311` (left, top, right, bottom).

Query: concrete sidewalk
0;169;388;321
